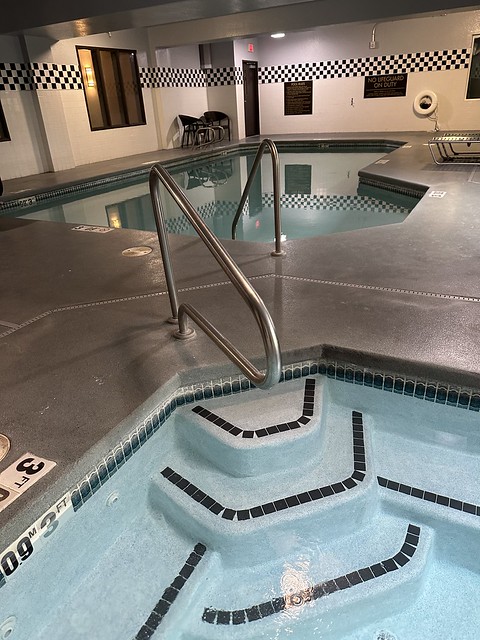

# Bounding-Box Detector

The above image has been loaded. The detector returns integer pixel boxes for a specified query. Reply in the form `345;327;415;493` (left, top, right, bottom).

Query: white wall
155;44;200;69
0;36;50;180
210;42;235;68
51;30;159;166
146;39;241;147
0;91;50;179
157;87;209;148
148;42;209;148
0;30;160;180
0;35;23;60
257;14;480;65
205;85;237;140
3;10;480;180
256;11;480;134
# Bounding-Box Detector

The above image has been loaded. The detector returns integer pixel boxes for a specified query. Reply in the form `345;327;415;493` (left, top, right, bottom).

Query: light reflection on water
281;561;314;612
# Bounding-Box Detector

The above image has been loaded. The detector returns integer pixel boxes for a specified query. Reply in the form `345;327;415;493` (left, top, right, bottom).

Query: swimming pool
1;145;418;242
2;360;479;639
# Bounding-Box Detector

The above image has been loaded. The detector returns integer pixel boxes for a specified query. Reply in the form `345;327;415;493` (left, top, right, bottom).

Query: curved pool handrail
149;163;282;390
231;138;284;257
193;124;225;148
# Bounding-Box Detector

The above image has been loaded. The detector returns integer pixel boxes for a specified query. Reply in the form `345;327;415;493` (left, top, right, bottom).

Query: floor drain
376;632;398;640
0;435;10;463
121;246;153;257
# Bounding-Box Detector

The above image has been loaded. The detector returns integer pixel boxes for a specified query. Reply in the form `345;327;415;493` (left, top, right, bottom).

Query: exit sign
248;43;254;53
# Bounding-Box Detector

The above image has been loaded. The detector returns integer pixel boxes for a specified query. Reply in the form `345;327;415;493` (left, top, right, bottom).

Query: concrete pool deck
1;130;480;548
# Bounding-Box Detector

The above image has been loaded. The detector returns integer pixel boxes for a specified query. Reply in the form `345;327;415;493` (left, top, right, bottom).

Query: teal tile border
69;357;480;512
0;168;149;212
0;140;404;213
1;355;478;585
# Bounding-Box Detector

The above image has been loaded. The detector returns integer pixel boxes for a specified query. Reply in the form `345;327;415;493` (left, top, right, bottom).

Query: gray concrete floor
1;131;480;547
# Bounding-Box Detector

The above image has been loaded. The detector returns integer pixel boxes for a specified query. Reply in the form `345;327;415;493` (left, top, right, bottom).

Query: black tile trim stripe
191;378;316;438
378;477;480;516
134;543;206;639
161;411;366;521
202;524;420;625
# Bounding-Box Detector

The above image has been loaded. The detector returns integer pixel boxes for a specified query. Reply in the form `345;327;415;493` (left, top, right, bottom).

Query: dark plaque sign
364;74;408;99
285;165;312;195
284;81;313;115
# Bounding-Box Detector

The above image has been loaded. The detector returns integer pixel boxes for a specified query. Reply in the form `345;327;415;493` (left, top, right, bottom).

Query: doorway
242;60;260;137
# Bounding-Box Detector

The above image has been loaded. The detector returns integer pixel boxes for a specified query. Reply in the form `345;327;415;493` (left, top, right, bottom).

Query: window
0;102;10;142
77;46;146;130
466;35;480;99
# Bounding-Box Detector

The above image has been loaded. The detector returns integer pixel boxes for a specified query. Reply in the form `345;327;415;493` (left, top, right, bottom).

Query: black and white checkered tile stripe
139;66;242;88
0;62;82;91
166;201;241;234
164;195;406;235
199;201;242;216
0;48;471;91
263;193;408;213
259;49;470;83
0;63;35;90
31;63;83;90
166;216;195;234
207;67;243;86
138;68;163;88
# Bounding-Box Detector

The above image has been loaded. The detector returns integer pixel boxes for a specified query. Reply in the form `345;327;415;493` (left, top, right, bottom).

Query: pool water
4;149;418;242
2;370;479;639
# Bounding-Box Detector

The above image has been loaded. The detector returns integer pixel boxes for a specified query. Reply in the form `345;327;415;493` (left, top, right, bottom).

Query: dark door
247;153;262;215
242;60;259;137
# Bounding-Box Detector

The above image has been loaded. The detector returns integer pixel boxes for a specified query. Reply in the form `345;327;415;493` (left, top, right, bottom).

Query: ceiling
3;0;480;42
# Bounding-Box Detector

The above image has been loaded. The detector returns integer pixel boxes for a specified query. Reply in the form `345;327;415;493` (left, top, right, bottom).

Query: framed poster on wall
285;165;312;194
284;81;313;115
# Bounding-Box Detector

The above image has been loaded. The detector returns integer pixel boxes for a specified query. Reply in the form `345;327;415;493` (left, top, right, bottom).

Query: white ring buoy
413;91;438;116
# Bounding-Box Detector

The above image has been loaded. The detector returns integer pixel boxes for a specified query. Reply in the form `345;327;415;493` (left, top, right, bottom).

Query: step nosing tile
161;410;367;520
202;524;421;625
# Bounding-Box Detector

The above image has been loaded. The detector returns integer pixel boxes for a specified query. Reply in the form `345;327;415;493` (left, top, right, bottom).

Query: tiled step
171;377;326;477
148;407;377;565
378;479;480;574
177;514;434;640
369;395;480;573
339;556;480;640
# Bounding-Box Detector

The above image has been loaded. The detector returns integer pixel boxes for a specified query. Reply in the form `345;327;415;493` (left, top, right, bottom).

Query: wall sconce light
85;66;95;87
107;206;122;228
271;32;285;39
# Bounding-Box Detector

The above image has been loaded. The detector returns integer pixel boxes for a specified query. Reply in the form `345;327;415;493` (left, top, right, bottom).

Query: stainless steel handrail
231;138;284;257
149;163;282;390
193;125;225;148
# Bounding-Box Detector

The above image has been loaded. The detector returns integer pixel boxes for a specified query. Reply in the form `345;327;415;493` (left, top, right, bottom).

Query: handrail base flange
173;327;196;340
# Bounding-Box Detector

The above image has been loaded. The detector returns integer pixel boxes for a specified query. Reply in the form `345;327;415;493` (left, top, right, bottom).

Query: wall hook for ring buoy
413;91;438;116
